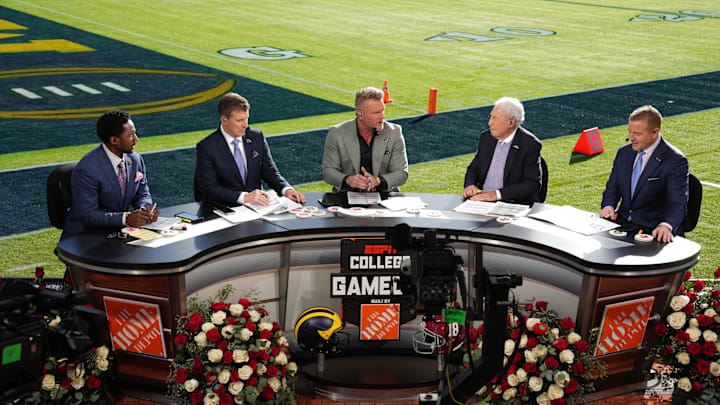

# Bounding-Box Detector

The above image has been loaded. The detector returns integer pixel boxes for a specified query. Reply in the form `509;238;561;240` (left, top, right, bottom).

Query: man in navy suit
462;97;542;204
601;105;688;243
195;93;305;206
62;110;157;239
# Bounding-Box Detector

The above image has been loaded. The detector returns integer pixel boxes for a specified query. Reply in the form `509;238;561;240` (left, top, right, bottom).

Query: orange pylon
382;80;393;103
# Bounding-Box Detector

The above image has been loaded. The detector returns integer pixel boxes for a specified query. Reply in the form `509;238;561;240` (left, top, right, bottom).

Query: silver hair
494;97;525;126
355;87;384;108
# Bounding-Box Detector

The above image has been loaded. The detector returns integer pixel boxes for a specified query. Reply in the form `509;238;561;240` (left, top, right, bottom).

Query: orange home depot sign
103;296;166;357
594;297;654;356
360;303;400;341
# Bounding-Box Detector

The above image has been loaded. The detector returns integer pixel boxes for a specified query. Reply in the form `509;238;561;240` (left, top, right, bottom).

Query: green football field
1;0;719;278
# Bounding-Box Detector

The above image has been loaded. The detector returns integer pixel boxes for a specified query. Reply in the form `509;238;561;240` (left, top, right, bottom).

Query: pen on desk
150;202;157;213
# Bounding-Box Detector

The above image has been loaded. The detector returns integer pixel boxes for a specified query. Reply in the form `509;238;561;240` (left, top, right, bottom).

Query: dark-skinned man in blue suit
600;105;688;243
62;110;158;239
195;93;305;206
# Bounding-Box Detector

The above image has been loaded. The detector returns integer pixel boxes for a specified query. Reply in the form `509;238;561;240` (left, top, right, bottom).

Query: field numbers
426;28;554;43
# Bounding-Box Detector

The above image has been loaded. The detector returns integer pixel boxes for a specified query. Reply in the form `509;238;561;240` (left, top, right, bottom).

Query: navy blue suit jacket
195;127;290;205
62;145;152;239
463;127;542;204
601;137;688;234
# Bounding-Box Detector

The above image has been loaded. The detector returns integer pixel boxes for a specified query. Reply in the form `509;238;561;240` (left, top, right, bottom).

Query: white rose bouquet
168;287;297;404
464;300;606;404
649;269;720;403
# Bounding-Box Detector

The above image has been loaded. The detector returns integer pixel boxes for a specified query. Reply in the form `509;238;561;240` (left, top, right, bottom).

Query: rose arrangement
168;288;297;404
28;346;113;404
464;301;606;404
650;269;720;404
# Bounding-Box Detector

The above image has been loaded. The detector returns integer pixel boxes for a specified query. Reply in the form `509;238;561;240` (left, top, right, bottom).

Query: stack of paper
244;190;302;216
379;196;428;211
453;200;531;217
528;205;619;235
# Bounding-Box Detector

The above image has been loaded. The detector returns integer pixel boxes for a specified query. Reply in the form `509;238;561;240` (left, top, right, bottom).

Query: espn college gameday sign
103;296;166;357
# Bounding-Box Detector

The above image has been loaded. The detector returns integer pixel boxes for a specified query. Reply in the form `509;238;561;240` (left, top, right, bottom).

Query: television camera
385;224;523;405
0;278;107;403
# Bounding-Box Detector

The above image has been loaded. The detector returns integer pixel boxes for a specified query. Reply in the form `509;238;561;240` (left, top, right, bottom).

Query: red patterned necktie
118;161;127;198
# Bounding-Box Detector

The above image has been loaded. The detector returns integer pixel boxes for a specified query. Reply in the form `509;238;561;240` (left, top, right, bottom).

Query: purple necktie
118;161;127;198
482;141;511;191
232;138;247;184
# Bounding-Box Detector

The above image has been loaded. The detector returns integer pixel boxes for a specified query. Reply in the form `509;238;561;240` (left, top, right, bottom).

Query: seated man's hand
245;190;270;205
600;206;617;220
144;206;159;222
285;189;306;204
652;225;674;243
346;174;371;190
470;191;498;202
463;185;480;198
127;209;151;227
360;167;378;191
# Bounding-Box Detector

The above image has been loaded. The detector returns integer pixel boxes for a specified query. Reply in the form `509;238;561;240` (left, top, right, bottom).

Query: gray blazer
322;119;409;192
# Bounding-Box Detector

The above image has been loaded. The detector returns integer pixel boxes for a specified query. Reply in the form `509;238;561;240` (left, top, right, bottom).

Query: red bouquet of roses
464;300;606;404
168;293;297;405
650;269;720;403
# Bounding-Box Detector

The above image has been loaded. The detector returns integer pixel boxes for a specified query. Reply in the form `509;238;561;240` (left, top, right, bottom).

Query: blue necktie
232;139;246;184
630;150;645;197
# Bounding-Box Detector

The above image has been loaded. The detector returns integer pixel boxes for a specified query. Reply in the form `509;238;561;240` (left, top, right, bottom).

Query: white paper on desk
453;200;531;217
379;197;428;211
347;191;381;205
243;190;302;216
128;216;241;248
141;216;181;231
528;205;619;235
216;206;261;223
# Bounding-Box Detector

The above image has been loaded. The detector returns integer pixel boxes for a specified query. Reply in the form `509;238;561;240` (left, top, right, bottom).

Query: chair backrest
193;173;202;202
683;173;702;233
46;162;77;229
538;156;548;203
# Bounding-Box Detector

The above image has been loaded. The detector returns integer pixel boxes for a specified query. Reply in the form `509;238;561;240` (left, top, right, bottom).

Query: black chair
194;173;202;202
538;156;548;203
683;173;702;233
46;162;77;229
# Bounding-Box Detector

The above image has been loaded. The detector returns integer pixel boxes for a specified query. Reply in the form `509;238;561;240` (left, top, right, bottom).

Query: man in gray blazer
322;87;408;192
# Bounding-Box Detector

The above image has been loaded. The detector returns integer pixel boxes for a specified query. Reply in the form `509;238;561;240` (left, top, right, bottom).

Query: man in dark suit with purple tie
62;110;157;239
601;105;688;243
462;97;542;204
195;93;305;206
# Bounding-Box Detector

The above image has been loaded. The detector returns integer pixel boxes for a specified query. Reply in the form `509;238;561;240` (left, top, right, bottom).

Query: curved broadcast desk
56;193;700;398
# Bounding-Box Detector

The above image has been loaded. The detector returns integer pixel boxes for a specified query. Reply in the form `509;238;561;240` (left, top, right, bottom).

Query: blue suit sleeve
70;165;124;228
664;155;689;231
195;140;242;205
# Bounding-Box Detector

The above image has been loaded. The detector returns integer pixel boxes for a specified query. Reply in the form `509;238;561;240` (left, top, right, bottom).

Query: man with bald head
463;97;543;204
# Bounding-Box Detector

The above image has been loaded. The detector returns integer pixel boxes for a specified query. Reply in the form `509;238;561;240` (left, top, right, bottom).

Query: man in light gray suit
322;87;409;192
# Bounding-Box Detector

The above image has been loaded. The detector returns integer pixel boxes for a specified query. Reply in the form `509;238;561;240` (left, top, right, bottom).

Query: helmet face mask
295;307;345;353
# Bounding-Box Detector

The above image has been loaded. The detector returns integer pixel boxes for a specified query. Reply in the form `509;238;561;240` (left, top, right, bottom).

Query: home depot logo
104;296;167;357
360;303;400;340
595;297;655;356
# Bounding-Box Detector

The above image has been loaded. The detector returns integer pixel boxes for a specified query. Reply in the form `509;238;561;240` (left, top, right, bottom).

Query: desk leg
278;243;291;327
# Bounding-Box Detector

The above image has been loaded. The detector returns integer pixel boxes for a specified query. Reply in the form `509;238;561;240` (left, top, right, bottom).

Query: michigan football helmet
294;307;344;353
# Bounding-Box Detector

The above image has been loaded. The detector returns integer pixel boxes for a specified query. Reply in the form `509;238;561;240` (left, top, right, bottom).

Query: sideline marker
382;80;393;103
428;88;437;114
573;127;604;155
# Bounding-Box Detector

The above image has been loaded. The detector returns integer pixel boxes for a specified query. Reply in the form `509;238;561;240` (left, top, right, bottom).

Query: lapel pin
656;157;661;162
246;138;252;144
512;145;519;150
383;138;388;142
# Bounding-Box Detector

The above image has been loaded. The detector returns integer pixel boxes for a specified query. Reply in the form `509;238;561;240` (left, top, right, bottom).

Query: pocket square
135;172;144;182
647;177;659;181
252;149;260;159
